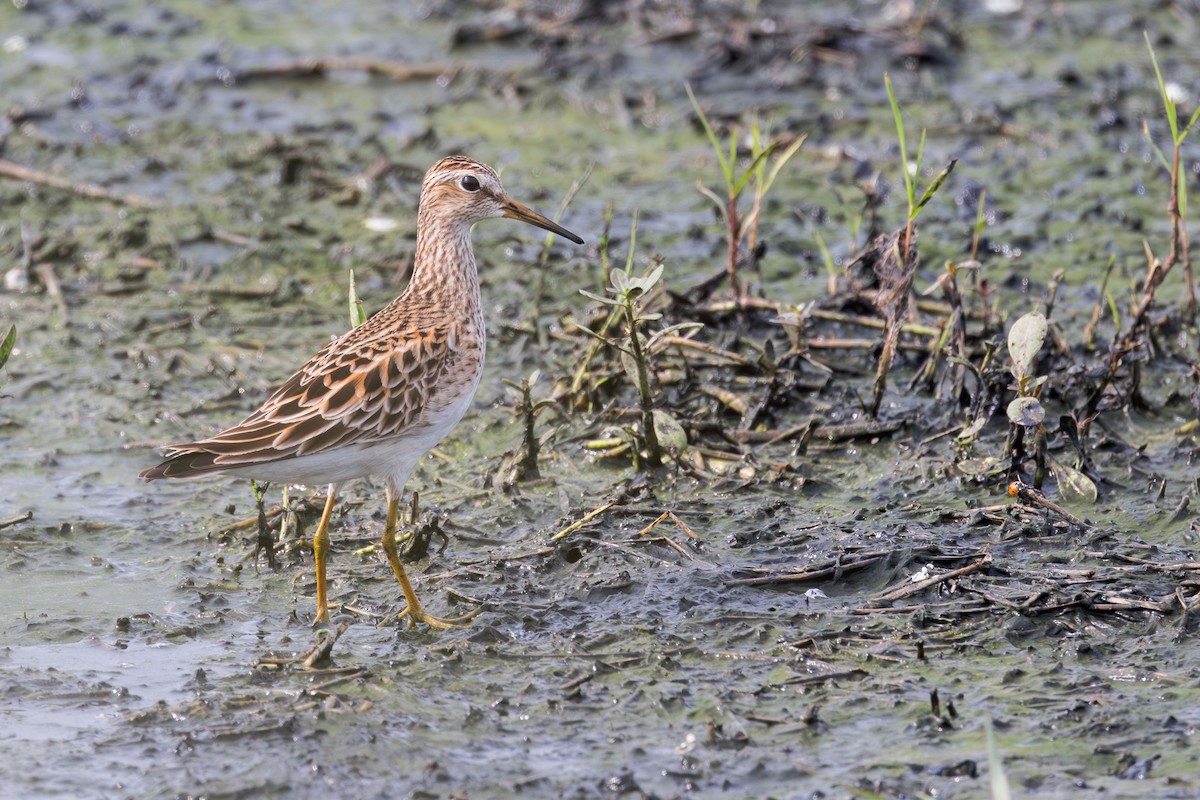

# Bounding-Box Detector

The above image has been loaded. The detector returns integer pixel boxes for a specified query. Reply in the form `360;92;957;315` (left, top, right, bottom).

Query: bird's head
420;156;583;243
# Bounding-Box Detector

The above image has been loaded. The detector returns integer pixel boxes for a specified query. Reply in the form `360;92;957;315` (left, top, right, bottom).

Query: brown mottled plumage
141;156;583;627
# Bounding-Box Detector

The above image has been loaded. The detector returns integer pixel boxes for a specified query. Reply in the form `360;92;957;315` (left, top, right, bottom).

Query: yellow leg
380;487;479;629
312;483;337;624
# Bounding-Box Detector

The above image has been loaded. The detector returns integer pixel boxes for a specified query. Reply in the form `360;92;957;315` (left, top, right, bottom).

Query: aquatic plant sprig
500;370;555;483
578;212;700;468
912;198;983;401
1139;31;1199;318
844;75;956;417
686;83;804;298
884;72;956;258
1004;311;1097;502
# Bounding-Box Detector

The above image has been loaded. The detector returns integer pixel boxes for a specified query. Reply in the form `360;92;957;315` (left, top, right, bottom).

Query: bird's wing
145;322;457;477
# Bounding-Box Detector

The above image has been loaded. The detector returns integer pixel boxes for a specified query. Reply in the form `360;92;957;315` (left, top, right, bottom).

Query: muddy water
2;1;1199;798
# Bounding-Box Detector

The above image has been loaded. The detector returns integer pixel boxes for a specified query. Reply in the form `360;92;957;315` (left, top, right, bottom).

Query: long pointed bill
502;197;584;244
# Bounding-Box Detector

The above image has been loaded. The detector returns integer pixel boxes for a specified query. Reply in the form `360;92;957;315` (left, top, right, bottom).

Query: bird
140;155;584;628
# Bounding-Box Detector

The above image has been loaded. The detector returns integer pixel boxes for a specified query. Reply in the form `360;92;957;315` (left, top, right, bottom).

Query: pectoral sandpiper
141;156;583;627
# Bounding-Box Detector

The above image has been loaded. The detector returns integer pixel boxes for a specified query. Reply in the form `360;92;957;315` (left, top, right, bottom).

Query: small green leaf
731;143;778;197
628;265;664;297
695;181;729;223
1048;456;1098;504
1007;311;1047;380
646;321;704;350
1007;396;1046;427
761;134;806;196
609;268;630;294
620;346;640;387
955;455;1000;477
910;159;957;220
0;324;15;371
652;409;688;456
579;289;621;306
957;416;988;443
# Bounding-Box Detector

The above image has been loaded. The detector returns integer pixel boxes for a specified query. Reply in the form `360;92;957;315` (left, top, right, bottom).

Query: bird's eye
460;175;481;192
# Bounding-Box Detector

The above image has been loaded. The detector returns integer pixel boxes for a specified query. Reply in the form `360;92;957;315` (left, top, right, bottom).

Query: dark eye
460;175;481;192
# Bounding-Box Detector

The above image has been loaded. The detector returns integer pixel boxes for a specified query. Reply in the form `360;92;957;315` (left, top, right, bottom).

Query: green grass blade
1184;104;1200;141
974;190;988;238
599;202;613;277
624;209;639;274
915;127;928;195
0;324;15;371
732;143;778;196
911;159;958;219
1142;120;1172;173
762;134;806;195
750;116;765;182
685;83;733;187
813;229;836;277
728;130;738;187
1144;31;1179;141
884;73;914;211
696;181;729;224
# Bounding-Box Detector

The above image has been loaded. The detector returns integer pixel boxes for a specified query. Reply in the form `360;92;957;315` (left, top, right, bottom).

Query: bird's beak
502;197;584;244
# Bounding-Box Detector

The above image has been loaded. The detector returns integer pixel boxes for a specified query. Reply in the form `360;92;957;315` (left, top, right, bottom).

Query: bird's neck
409;214;481;309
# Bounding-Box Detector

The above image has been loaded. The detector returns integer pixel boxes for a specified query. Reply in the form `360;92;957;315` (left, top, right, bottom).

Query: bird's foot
395;601;481;630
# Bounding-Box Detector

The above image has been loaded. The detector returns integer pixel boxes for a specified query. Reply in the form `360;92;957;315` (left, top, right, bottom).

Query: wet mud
2;1;1199;798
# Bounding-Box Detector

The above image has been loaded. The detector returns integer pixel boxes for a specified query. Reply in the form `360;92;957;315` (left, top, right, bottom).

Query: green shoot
885;72;956;224
348;270;367;328
686;83;804;297
1145;32;1199;218
1129;32;1198;325
886;72;918;217
1146;32;1200;147
0;324;15;372
812;229;838;296
577;212;699;467
970;190;988;261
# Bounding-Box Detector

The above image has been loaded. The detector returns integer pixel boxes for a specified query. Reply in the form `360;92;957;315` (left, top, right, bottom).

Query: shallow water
2;1;1200;798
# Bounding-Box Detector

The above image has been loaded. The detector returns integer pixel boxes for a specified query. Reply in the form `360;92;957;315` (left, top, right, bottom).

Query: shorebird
141;155;583;627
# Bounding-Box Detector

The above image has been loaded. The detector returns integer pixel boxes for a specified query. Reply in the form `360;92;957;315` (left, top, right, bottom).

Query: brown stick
1008;481;1088;529
303;621;351;669
863;554;992;608
0;159;157;208
231;59;456;83
0;511;32;530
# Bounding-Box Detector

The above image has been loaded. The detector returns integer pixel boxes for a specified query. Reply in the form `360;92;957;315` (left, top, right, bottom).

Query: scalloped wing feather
141;322;466;479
